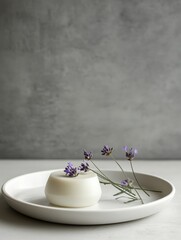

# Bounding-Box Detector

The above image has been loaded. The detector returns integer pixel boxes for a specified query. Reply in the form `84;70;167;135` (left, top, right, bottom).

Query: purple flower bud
79;161;89;172
83;150;93;160
120;179;129;187
64;162;79;177
120;178;134;187
101;145;113;156
123;146;138;160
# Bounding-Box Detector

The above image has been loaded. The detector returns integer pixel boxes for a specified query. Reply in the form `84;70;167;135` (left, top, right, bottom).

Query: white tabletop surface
0;159;180;240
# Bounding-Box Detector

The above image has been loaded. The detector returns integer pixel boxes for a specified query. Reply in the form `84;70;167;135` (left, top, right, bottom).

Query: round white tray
2;169;175;225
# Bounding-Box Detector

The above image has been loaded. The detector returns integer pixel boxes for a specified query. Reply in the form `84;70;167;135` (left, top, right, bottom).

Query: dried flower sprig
64;146;161;204
99;146;144;203
83;147;144;203
123;146;150;197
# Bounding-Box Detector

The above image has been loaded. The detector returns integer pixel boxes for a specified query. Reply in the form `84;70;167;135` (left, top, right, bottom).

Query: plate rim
1;169;176;213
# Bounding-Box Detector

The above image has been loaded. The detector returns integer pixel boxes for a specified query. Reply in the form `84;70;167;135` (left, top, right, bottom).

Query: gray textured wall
0;0;181;159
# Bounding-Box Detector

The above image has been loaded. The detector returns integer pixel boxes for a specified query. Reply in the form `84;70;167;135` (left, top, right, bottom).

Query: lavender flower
64;162;79;177
84;150;93;160
123;146;138;161
79;161;89;172
120;179;134;187
120;179;129;187
101;145;113;156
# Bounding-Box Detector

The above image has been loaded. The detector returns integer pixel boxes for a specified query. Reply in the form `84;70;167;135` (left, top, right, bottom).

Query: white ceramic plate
1;170;175;225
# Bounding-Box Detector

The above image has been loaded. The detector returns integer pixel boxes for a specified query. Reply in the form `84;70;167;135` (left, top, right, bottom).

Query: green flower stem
130;160;150;197
115;195;140;204
90;160;109;180
133;187;144;204
114;160;128;179
89;162;137;199
110;154;128;179
91;168;137;198
100;181;162;193
133;188;162;193
111;155;145;202
103;178;137;200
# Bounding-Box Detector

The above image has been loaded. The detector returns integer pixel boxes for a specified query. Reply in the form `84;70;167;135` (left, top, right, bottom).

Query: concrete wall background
0;0;181;159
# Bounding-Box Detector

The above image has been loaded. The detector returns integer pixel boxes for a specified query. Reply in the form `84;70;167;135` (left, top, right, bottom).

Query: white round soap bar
45;170;102;208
